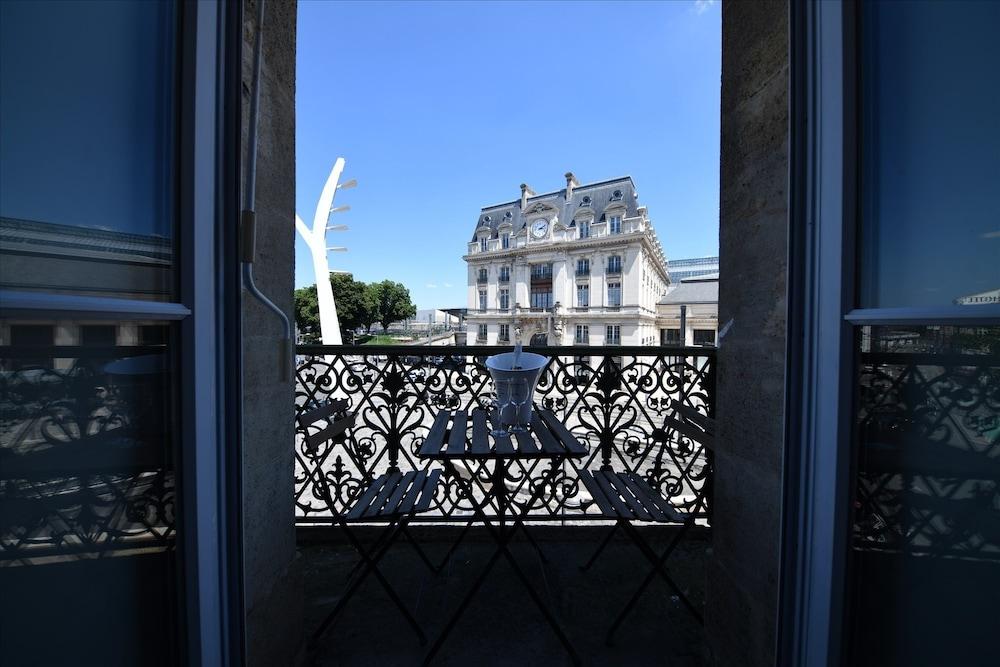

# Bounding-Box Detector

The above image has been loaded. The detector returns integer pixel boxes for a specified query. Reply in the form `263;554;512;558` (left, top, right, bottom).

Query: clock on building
531;219;548;238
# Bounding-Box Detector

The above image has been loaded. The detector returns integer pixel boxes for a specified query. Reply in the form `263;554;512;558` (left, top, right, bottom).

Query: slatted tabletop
417;408;588;460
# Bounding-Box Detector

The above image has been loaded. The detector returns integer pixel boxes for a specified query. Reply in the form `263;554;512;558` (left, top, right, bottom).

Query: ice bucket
485;351;548;430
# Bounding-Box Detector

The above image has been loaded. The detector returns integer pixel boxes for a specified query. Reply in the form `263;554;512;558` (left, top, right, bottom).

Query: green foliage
293;285;320;342
371;280;417;332
330;273;377;338
293;275;415;341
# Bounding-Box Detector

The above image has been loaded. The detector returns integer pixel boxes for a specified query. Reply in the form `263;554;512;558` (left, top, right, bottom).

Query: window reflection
0;321;178;665
849;325;1000;665
0;0;177;301
860;1;1000;308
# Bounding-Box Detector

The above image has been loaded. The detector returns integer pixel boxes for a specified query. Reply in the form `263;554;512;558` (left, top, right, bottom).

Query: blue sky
295;0;721;311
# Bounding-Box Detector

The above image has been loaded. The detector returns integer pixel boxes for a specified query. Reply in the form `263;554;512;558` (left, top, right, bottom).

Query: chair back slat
662;414;715;452
670;400;716;436
298;399;353;451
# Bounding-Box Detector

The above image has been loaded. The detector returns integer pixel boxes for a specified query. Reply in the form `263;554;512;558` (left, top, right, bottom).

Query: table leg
424;458;580;666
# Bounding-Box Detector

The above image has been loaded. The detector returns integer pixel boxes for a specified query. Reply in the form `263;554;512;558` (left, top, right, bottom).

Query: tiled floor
300;525;708;666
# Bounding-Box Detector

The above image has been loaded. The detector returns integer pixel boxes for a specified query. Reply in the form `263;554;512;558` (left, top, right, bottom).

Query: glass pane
848;325;1000;665
0;319;179;665
860;1;1000;308
0;0;177;301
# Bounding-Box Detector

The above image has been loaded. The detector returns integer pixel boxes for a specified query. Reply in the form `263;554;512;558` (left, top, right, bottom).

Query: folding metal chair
298;399;443;649
578;399;715;645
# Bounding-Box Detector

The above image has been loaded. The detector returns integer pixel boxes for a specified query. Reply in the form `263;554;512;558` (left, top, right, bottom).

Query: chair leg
606;520;700;646
309;519;427;650
580;520;620;571
433;518;474;572
401;523;439;574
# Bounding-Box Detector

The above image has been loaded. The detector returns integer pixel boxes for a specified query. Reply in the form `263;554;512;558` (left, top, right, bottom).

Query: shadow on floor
299;525;708;666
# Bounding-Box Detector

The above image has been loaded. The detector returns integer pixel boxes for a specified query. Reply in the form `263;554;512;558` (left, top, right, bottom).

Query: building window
661;328;681;346
501;233;510;249
499;288;509;311
607;255;622;274
606;324;621;345
478;290;487;311
576;258;590;276
577;283;589;308
693;329;715;346
575;324;589;344
498;323;509;342
499;266;510;282
530;263;552;281
607;282;621;307
611;189;623;201
477;324;488;342
479;237;487;251
530;288;552;310
579;220;590;238
477;268;488;283
609;215;622;234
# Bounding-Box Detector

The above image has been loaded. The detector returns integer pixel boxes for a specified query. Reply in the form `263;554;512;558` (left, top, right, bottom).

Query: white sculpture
295;157;355;345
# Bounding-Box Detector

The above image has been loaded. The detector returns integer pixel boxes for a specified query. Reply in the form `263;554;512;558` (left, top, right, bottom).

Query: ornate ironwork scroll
295;345;716;525
854;346;1000;560
1;350;175;564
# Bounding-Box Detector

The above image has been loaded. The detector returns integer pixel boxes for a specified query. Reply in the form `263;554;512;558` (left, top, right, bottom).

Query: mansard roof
470;176;640;241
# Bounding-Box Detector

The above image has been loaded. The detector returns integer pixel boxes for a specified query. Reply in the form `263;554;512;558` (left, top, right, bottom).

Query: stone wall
241;0;300;665
708;1;788;666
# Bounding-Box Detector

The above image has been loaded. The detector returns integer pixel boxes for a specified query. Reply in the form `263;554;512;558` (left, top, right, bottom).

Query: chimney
520;183;536;210
565;172;579;200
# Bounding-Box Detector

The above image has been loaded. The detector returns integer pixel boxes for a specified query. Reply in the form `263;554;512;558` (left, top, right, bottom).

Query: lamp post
295;157;356;345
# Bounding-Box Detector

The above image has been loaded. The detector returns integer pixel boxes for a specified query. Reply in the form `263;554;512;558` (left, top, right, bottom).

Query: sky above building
295;0;721;311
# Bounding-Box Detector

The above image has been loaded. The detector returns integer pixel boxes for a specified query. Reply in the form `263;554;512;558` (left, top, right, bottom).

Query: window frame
0;3;242;663
607;281;621;307
780;3;1000;666
609;215;622;234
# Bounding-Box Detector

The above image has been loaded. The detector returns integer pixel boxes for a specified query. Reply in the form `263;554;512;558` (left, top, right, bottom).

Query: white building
656;274;719;346
463;174;669;346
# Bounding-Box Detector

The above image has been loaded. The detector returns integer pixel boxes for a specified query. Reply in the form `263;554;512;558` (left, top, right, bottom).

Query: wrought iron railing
295;345;715;525
0;345;175;563
853;349;1000;561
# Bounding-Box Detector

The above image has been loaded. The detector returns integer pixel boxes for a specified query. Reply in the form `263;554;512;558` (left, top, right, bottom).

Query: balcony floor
300;526;708;666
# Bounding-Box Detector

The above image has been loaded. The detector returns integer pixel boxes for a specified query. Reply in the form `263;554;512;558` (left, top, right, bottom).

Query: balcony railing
606;265;622;275
294;345;716;525
498;274;510;283
476;275;488;284
575;268;590;277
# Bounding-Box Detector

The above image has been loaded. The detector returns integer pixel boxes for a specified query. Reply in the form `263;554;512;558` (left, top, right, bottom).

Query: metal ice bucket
485;351;548;431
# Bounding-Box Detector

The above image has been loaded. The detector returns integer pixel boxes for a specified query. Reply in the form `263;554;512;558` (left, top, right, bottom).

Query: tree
330;273;376;340
293;285;320;342
358;282;380;334
372;280;417;332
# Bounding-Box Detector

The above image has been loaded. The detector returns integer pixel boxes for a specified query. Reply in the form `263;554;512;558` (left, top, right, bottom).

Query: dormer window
501;233;510;249
610;189;623;201
479;237;487;251
609;215;622;234
580;196;592;206
579;220;590;239
483;214;492;223
503;211;512;220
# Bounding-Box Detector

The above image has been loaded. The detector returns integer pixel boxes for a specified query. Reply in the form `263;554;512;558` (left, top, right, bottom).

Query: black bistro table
417;407;588;666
